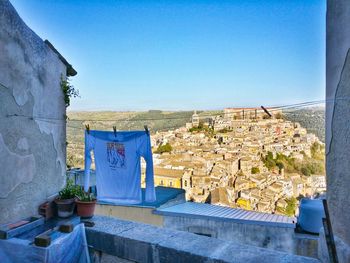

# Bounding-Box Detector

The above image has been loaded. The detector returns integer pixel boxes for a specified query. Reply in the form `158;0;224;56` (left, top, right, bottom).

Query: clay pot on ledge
55;178;80;218
54;198;76;218
76;200;96;218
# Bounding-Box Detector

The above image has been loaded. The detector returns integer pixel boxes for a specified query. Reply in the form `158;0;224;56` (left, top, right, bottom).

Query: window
184;180;187;187
160;180;163;185
169;181;173;187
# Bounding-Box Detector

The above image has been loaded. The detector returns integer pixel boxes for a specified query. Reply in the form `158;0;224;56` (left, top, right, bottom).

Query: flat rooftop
154;202;296;228
97;186;185;208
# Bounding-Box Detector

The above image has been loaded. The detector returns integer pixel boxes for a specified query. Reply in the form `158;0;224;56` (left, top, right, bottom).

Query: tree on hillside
285;197;297;216
262;152;276;170
275;112;283;119
311;142;325;161
154;143;172;154
251;167;260;174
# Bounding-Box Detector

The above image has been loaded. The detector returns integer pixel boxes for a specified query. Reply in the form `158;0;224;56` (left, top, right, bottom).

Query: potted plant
75;189;96;218
55;179;79;218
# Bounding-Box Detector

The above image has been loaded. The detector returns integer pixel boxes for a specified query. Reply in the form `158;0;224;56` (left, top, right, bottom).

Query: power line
267;100;324;109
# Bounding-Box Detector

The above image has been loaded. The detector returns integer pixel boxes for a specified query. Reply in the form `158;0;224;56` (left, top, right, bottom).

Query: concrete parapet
86;216;320;263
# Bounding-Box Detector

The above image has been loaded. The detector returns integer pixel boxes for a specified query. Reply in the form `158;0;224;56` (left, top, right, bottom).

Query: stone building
191;110;200;127
153;167;183;188
0;1;76;224
224;107;282;120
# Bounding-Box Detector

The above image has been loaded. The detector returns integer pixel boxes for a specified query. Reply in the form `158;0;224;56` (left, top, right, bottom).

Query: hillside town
144;107;326;216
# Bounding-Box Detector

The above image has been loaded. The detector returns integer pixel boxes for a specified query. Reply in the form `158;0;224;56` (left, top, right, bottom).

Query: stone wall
0;1;70;223
163;215;294;252
162;215;318;258
95;204;164;226
86;216;319;263
325;0;350;262
325;0;350;257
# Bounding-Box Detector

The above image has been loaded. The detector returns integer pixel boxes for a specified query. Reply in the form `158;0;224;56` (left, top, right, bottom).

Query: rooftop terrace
154;202;295;228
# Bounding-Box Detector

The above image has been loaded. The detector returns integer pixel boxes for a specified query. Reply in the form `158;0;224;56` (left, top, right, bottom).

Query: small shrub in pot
55;179;80;218
75;189;96;218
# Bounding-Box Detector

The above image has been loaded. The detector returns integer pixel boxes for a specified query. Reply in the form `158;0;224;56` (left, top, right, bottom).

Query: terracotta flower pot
55;198;76;218
76;200;96;218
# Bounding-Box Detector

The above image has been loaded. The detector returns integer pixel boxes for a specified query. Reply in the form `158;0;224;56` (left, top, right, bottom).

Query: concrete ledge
95;204;164;226
318;228;350;263
86;216;319;263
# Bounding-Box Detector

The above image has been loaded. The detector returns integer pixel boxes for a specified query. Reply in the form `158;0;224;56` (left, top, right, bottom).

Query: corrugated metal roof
155;202;296;228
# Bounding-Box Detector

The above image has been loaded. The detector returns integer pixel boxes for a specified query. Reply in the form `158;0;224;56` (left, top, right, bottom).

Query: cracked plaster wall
325;0;350;260
0;0;67;223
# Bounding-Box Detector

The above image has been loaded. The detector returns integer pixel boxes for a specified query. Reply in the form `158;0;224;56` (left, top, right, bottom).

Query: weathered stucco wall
325;0;350;262
0;0;67;223
95;204;164;226
162;216;318;258
326;0;350;245
87;216;320;263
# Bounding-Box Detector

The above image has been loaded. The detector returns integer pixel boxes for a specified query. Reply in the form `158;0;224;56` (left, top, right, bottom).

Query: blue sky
11;0;326;111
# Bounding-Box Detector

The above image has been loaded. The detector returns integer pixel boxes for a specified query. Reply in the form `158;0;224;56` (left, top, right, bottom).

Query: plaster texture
162;215;317;258
95;205;164;226
326;0;350;252
90;252;134;263
327;48;350;244
325;1;350;261
0;0;68;223
86;216;320;263
326;0;350;154
318;228;350;263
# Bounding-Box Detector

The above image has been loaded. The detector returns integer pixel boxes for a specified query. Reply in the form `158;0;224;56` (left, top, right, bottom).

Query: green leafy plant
251;167;260;174
310;142;325;161
275;112;284;119
154;143;172;154
217;127;231;133
262;151;324;176
61;75;79;108
285;197;297;216
189;122;205;132
58;178;80;200
75;188;96;202
189;123;215;137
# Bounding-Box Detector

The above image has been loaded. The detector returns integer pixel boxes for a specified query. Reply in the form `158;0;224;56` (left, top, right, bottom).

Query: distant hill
66;110;219;133
284;107;325;143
